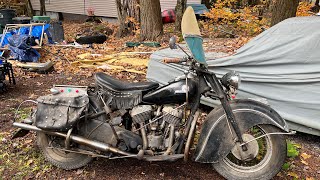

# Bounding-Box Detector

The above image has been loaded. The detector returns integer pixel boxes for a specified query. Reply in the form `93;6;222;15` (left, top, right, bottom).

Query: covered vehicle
147;16;320;136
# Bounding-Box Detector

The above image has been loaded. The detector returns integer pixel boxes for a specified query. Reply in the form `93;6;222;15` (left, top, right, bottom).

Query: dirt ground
0;72;319;180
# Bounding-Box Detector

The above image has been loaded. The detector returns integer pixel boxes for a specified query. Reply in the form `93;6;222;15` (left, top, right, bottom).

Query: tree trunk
128;0;140;23
140;0;163;41
116;0;129;37
27;0;34;17
39;0;46;15
116;0;140;37
175;0;187;32
270;0;299;26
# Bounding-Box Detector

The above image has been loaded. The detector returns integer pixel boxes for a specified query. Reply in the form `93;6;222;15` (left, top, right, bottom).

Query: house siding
30;0;201;18
31;0;86;16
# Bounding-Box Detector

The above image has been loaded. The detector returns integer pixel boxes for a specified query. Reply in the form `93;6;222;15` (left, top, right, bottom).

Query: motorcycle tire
75;34;107;44
36;95;104;170
213;124;286;180
37;132;93;170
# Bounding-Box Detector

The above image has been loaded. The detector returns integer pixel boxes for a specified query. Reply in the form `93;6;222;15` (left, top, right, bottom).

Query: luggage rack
0;58;16;92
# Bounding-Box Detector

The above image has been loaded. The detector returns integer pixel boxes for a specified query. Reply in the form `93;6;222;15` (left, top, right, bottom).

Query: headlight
221;71;241;89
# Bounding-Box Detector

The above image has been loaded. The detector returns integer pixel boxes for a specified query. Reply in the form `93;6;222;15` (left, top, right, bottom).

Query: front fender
194;99;288;163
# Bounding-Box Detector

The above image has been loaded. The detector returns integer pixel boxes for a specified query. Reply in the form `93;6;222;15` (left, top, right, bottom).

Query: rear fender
194;99;288;163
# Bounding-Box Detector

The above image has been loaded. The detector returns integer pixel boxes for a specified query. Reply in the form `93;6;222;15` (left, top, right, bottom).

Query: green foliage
287;140;300;158
282;162;291;170
14;107;33;122
281;141;300;172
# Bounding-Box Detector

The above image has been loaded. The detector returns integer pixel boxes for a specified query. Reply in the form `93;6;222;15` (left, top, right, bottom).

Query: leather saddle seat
95;72;159;91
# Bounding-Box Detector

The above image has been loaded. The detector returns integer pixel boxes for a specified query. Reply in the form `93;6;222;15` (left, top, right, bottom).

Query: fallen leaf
293;143;301;149
24;139;33;144
28;93;36;99
122;69;146;74
86;72;93;77
117;58;149;66
66;77;73;80
306;177;315;180
77;53;91;59
301;152;311;160
287;172;299;179
301;160;308;165
26;159;33;166
36;82;43;86
36;172;41;178
76;169;83;175
78;64;96;69
97;64;112;70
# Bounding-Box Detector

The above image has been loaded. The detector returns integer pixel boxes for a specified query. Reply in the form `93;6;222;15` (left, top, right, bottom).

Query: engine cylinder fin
131;105;153;124
162;106;183;125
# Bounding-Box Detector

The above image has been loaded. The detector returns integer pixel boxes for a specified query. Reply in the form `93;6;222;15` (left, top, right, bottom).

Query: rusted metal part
65;128;73;149
165;124;176;155
13;122;134;157
48;146;183;162
47;147;138;160
140;123;148;150
184;111;200;161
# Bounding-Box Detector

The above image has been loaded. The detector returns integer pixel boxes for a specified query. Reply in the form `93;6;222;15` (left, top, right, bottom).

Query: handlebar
162;57;188;64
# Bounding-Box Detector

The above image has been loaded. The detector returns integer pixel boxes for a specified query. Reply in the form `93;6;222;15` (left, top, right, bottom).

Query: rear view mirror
169;36;177;49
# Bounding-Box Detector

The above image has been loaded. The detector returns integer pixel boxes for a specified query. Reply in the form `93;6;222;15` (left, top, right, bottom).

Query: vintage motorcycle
13;7;289;180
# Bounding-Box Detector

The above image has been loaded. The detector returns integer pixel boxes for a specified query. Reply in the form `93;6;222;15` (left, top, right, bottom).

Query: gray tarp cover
147;17;320;135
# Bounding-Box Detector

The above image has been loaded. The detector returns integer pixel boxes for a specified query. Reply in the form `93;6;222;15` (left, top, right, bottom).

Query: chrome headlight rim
221;71;241;90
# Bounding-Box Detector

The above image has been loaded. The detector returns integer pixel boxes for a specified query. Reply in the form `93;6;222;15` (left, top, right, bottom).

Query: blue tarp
1;24;51;47
8;34;40;62
0;24;53;62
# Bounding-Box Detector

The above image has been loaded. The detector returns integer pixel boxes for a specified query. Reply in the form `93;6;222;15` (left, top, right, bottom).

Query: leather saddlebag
35;94;89;131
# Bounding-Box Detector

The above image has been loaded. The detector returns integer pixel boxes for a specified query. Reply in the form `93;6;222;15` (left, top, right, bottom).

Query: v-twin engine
131;105;183;152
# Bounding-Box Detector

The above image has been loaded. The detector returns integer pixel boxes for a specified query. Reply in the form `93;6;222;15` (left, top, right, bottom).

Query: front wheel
213;125;286;180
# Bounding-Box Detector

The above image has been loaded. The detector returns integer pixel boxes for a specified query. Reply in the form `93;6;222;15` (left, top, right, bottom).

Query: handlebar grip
162;58;182;64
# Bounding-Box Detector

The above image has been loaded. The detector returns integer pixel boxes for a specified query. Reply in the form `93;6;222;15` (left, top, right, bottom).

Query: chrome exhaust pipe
13;122;135;157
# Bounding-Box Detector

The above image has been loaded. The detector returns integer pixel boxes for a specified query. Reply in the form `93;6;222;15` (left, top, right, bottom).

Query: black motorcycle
13;7;290;180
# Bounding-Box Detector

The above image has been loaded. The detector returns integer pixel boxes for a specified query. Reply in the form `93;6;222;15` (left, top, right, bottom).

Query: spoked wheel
37;132;93;170
36;96;102;170
213;125;286;180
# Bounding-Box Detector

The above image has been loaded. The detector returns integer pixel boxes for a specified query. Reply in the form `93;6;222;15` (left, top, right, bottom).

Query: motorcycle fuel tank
142;79;196;104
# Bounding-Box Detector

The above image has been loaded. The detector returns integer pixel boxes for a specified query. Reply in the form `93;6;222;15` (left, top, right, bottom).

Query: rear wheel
213;125;286;180
37;132;93;170
37;95;103;170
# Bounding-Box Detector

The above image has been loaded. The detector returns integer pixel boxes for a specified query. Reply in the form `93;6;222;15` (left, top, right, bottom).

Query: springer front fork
203;71;248;151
